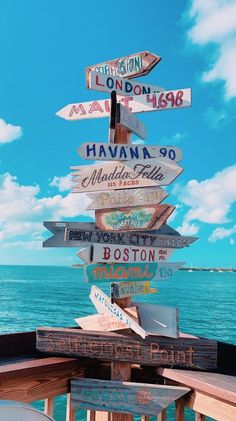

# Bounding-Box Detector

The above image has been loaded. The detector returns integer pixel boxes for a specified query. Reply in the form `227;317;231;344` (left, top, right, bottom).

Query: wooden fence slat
66;393;76;421
44;397;54;416
195;413;206;421
175;399;184;421
157;409;166;421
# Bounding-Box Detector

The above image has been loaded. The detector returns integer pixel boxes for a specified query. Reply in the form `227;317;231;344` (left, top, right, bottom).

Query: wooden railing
0;331;235;421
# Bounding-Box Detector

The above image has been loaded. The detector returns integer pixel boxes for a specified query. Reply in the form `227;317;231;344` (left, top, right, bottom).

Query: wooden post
195;413;206;421
175;399;185;421
44;397;54;417
66;393;76;421
157;409;166;421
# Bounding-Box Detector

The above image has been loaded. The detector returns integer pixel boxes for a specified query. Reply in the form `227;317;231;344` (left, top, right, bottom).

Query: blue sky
0;0;236;267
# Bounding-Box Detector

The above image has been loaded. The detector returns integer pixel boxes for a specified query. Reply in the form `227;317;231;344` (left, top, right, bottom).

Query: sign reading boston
71;158;183;193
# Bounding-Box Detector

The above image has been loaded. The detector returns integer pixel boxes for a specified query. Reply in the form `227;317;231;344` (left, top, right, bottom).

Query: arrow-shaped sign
116;103;147;139
95;204;175;231
86;187;168;210
111;281;157;299
43;221;198;248
83;262;185;283
56;88;192;121
71;158;183;193
77;143;182;162
88;70;164;97
89;285;147;338
78;244;174;264
85;51;161;85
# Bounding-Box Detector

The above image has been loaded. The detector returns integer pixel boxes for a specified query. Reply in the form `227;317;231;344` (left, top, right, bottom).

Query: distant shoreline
180;267;236;272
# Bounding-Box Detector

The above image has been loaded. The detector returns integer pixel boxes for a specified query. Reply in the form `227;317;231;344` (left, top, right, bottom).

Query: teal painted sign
84;263;158;283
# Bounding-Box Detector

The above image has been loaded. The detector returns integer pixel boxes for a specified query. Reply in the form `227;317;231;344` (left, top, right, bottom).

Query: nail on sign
78;143;182;163
56;89;192;121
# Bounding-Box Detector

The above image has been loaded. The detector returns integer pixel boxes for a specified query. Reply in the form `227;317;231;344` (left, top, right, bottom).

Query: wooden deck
0;330;236;420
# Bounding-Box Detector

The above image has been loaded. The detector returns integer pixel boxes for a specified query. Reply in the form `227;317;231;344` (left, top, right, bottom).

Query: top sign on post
85;51;161;87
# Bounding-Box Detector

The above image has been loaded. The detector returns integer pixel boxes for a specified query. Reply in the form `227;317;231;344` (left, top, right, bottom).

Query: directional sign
89;285;147;338
83;262;185;283
56;88;192;121
75;312;128;332
85;51;161;84
78;143;182;162
78;244;174;264
43;221;198;248
111;281;157;299
71;158;183;193
71;378;190;416
117;103;147;139
88;70;164;97
86;188;168;210
95;205;175;231
135;303;179;338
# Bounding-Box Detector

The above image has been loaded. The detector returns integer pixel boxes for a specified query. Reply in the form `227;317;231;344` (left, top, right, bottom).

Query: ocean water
0;265;235;420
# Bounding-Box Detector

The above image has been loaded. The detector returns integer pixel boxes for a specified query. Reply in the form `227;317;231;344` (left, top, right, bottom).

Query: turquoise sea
0;265;236;420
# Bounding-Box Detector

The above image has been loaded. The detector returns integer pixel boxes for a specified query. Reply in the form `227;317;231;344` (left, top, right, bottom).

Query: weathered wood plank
56;89;191;121
43;221;197;249
85;51;161;83
71;378;190;416
86;188;168;210
78;244;174;264
184;390;236;421
111;281;157;299
78;143;182;163
36;328;218;371
88;71;164;98
89;285;147;339
95;205;175;231
83;262;184;283
71;158;183;193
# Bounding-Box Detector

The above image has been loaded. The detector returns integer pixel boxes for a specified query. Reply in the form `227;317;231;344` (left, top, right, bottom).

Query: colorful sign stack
38;51;214;418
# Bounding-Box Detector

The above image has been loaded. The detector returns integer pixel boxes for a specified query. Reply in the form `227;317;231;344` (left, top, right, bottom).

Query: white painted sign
56;88;192;121
78;244;174;264
89;285;147;338
75;313;128;332
71;158;183;193
117;104;147;139
88;71;164;97
86;187;168;210
85;51;161;82
0;401;54;421
78;143;182;162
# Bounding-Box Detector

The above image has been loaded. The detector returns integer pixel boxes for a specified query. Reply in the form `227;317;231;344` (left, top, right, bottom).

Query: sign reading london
71;158;183;193
56;89;192;121
85;51;161;83
78;143;182;162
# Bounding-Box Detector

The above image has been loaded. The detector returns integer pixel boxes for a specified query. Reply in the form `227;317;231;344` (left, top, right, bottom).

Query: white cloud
187;0;236;99
176;164;236;224
176;221;199;236
132;139;145;145
161;133;187;145
50;174;72;192
230;238;235;245
0;118;22;144
0;173;92;247
209;224;236;242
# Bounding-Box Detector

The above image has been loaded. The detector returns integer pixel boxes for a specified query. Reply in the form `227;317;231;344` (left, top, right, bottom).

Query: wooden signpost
78;143;182;162
95;204;175;231
36;327;218;371
43;221;198;248
89;285;147;338
83;262;185;283
135;303;179;338
56;88;192;121
111;281;157;299
88;70;164;97
116;103;147;139
71;157;183;194
85;51;161;83
78;244;174;264
71;378;190;416
86;188;168;210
